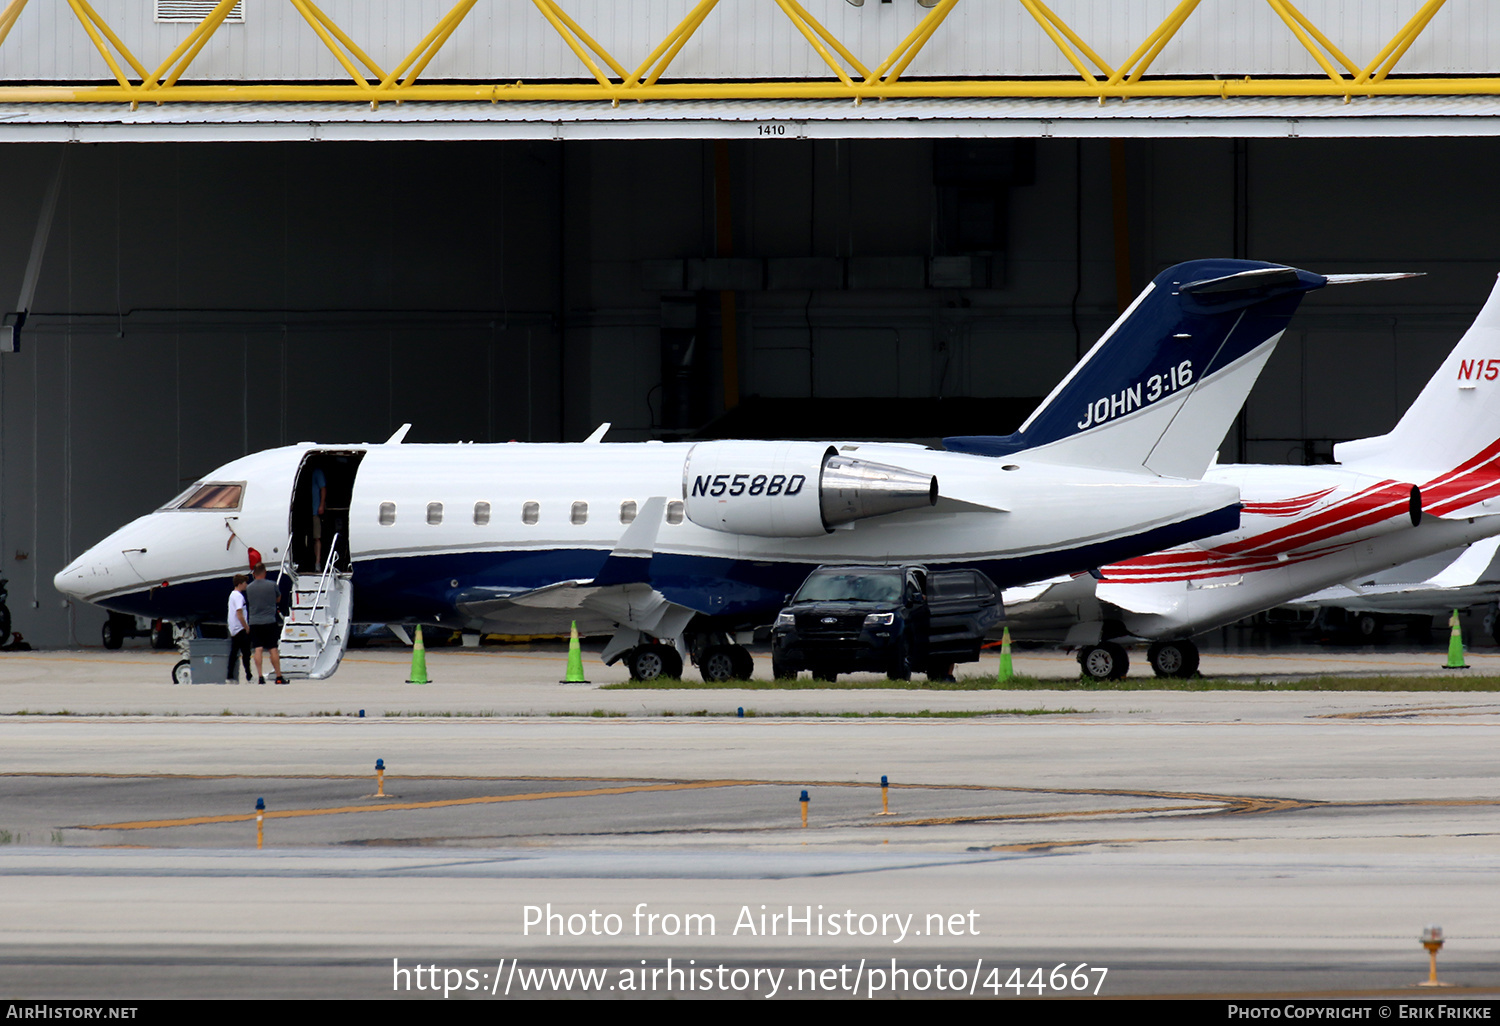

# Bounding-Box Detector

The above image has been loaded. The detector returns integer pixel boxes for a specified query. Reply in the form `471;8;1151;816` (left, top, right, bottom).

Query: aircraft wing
1426;535;1500;588
1284;537;1500;614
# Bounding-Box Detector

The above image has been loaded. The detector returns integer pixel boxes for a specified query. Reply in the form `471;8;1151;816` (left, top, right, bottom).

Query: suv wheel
886;638;912;681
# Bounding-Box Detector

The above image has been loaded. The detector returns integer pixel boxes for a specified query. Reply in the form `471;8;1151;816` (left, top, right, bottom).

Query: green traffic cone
406;624;430;684
997;627;1014;683
1443;609;1469;670
562;621;590;684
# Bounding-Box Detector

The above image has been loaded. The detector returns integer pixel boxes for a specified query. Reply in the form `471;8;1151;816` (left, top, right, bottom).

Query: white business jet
982;273;1500;679
56;259;1334;683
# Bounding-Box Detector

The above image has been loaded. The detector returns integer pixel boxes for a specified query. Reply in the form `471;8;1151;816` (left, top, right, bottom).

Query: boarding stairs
277;535;353;680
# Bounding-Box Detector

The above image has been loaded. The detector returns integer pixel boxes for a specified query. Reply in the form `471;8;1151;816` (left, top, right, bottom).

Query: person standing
245;562;286;685
226;573;251;684
310;465;328;570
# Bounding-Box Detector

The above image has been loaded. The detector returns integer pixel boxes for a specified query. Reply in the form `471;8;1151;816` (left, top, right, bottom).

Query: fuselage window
378;502;396;526
666;500;684;525
522;501;539;525
620;500;637;524
571;501;588;526
427;502;444;526
171;483;243;511
474;501;491;526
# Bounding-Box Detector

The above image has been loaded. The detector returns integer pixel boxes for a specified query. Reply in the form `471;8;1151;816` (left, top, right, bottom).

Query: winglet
385;423;412;444
591;497;667;587
583;422;611;444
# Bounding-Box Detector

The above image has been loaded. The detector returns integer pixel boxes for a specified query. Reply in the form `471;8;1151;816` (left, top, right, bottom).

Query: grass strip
602;674;1500;692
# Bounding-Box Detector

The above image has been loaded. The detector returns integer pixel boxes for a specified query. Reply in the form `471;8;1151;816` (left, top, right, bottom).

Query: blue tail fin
945;259;1327;478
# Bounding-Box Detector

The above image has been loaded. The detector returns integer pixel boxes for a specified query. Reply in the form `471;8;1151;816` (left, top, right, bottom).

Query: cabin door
289;450;366;575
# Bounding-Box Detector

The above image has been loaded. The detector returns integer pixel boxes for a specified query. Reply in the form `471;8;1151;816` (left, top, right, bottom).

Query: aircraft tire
728;645;755;681
1147;640;1199;679
1356;613;1382;640
151;621;175;650
101;618;123;650
627;644;681;682
171;659;192;686
1079;643;1129;681
700;646;738;684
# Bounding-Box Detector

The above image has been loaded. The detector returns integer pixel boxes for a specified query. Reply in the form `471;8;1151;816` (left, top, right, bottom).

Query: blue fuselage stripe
88;504;1238;630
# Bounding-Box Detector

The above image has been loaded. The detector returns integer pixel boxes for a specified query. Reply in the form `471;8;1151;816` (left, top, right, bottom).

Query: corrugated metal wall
3;1;1498;84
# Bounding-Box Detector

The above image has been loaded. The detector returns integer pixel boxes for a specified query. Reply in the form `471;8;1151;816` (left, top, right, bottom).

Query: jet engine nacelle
682;441;938;537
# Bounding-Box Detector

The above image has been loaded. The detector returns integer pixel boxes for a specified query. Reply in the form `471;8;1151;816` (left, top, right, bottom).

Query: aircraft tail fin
945;260;1329;478
1336;274;1500;485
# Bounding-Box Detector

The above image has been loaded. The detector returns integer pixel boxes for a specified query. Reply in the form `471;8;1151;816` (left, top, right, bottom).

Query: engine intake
682;441;937;537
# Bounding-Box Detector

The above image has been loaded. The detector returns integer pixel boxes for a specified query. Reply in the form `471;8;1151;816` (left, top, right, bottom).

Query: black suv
770;565;1002;681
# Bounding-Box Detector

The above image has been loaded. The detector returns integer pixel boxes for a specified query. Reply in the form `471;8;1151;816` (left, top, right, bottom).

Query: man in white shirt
226;574;251;684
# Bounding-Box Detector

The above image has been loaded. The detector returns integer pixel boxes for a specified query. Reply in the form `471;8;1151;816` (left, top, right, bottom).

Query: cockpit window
163;483;244;511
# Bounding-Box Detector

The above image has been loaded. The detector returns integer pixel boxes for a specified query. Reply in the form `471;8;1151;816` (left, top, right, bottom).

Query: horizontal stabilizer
1323;272;1425;286
1180;266;1302;295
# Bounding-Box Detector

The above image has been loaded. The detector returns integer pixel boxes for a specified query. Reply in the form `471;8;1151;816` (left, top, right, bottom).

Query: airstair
277;536;353;680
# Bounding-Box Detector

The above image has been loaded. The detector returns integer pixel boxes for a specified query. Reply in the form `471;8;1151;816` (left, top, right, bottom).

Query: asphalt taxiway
0;644;1497;998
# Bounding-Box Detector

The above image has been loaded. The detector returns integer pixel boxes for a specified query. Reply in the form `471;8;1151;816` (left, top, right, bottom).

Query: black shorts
250;623;280;650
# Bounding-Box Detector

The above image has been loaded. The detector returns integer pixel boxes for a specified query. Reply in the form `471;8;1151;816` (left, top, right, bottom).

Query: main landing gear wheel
151;621;176;650
1078;642;1129;680
627;644;682;682
1356;612;1382;640
171;659;192;686
729;645;755;681
101;617;123;650
699;645;754;683
1147;640;1200;679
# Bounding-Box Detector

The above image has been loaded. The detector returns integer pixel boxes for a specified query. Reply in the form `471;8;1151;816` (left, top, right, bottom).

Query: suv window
794;569;903;604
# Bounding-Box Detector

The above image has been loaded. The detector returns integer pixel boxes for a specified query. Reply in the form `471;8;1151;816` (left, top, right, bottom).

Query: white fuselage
55;439;1241;635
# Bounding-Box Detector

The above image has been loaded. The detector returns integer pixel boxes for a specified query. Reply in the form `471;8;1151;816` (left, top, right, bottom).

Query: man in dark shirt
245;562;286;685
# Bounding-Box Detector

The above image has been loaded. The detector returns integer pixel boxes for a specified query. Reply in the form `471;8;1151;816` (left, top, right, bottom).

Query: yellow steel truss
0;0;1486;106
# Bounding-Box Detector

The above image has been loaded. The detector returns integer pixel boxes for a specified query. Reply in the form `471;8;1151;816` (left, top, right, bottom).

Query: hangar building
1;0;1497;646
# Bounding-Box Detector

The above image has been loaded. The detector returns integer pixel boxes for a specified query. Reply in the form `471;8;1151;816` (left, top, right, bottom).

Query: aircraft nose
54;538;145;603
